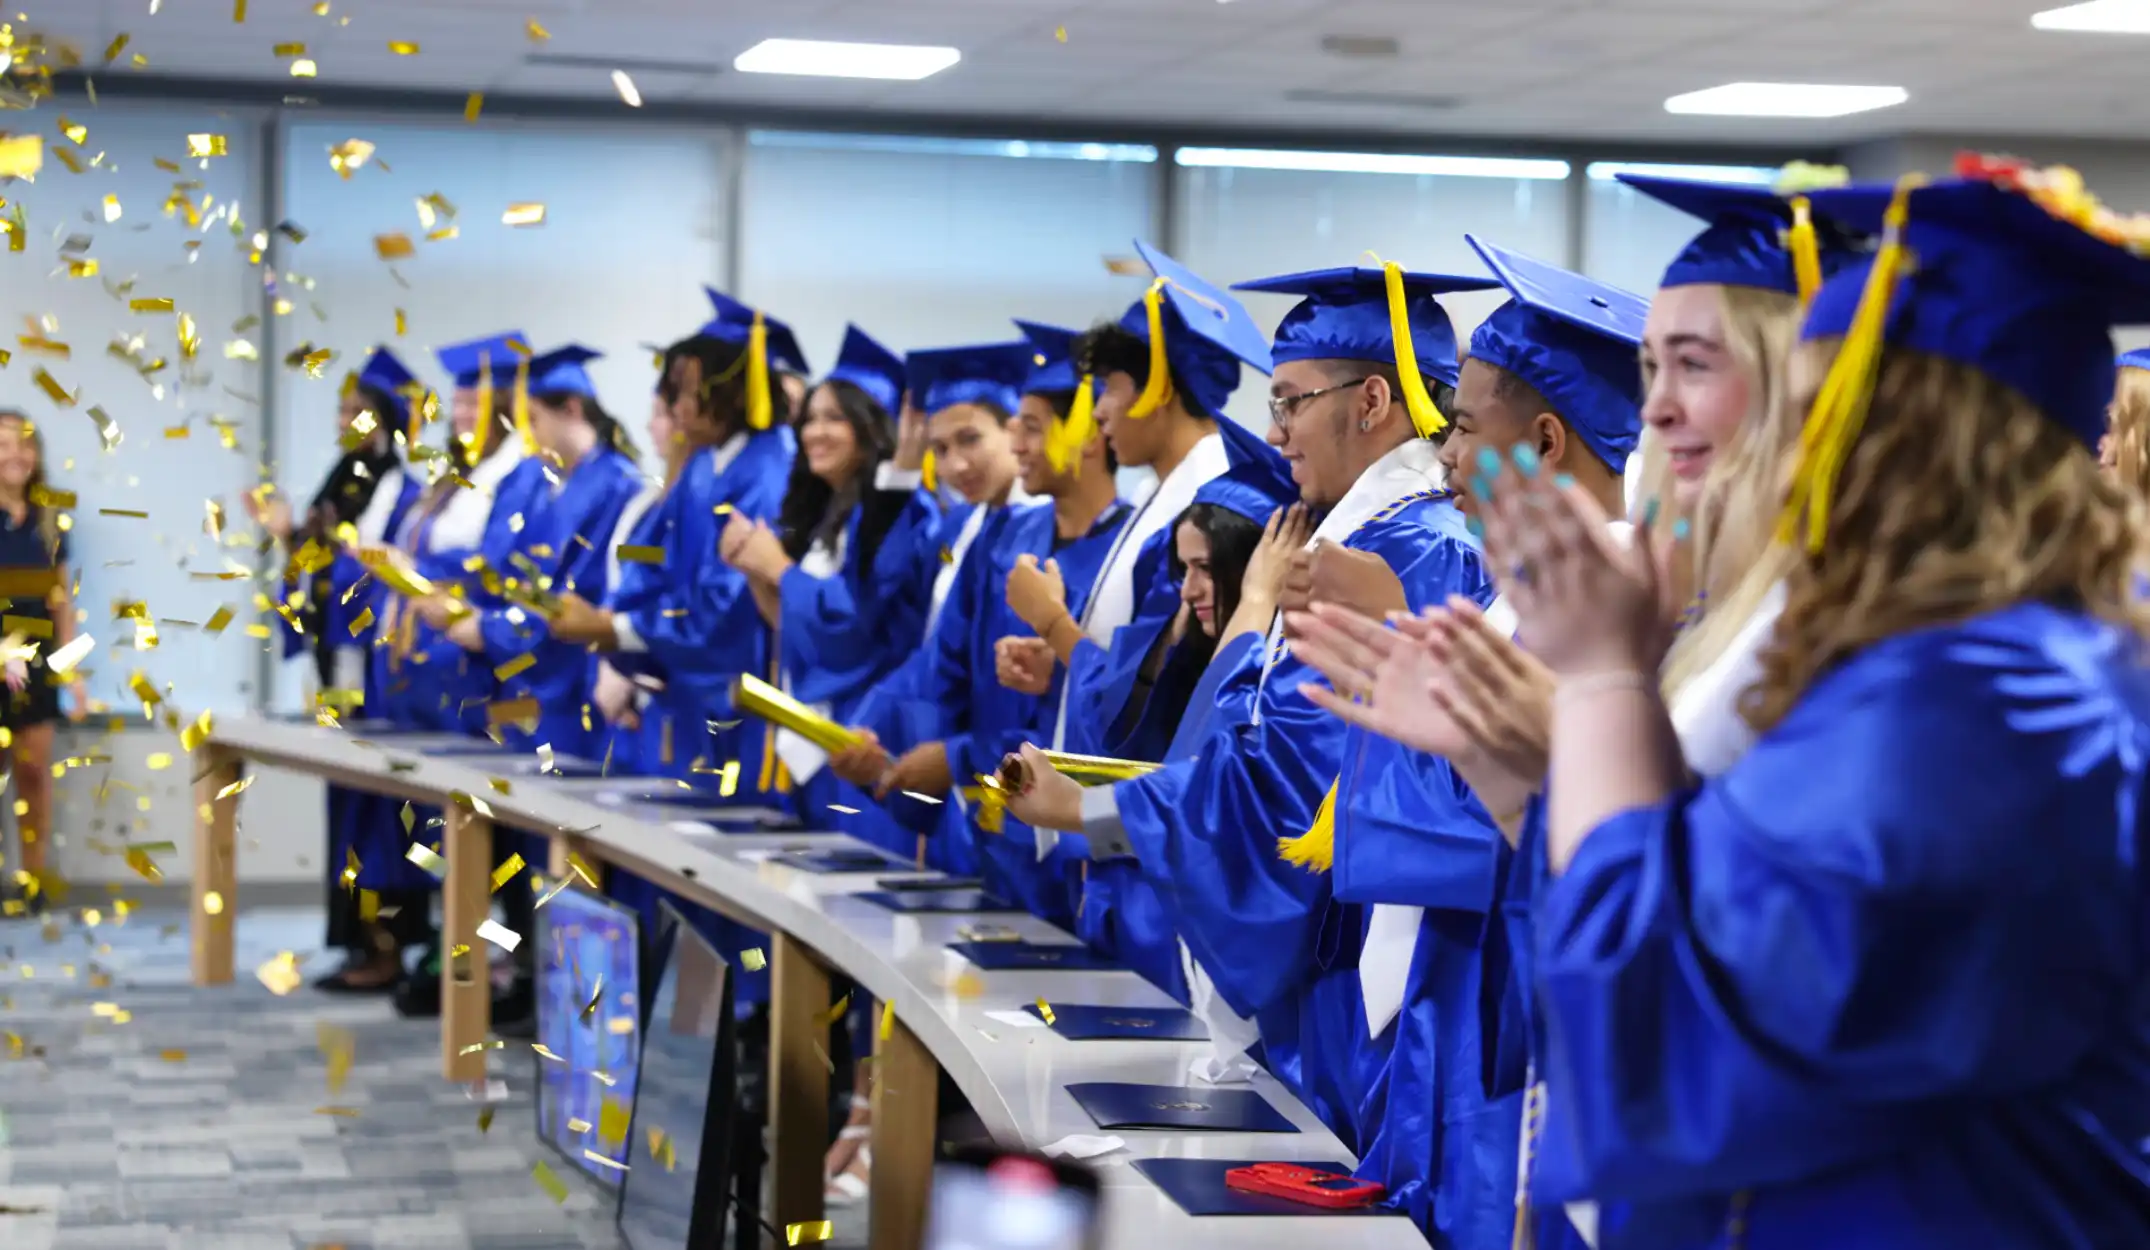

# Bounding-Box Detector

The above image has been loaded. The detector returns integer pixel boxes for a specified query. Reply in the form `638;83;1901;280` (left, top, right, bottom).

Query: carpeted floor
0;901;869;1250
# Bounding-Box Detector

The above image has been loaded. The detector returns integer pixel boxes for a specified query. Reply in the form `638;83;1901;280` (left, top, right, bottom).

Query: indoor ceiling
21;0;2150;146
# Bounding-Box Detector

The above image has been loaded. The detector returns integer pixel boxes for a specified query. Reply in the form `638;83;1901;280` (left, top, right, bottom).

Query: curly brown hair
1748;339;2150;730
2104;364;2150;503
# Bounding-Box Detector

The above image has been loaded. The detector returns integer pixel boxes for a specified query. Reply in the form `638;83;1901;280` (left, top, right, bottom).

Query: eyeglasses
1266;379;1368;428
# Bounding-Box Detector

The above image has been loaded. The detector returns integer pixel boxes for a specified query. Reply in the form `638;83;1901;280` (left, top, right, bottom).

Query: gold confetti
319;1021;355;1093
373;233;414;261
533;1042;566;1063
565;852;600;889
477;1106;495;1133
566;1117;593;1134
1056;25;1068;42
718;758;741;798
0;135;41;179
256;951;302;995
202;891;224;915
464;92;483;123
1035;998;1055;1025
313;0;330;13
180;711;214;751
131;297;175;314
817;993;852;1028
290;59;317;79
18;335;70;359
32;367;75;408
100;508;148;518
313;1106;360;1118
204;605;234;634
394;308;407;336
490;853;527;892
233;0;247;20
582;1149;628;1172
103;34;130;63
215;776;252;800
57;116;87;146
406;843;445;878
494;653;535;681
329;138;374;178
187;134;227;158
388;40;420;55
146;752;173;771
457;1039;504;1056
160;1048;186;1062
527;18;551;41
741;947;766;972
48;634;95;674
617;544;662;565
612;69;643;107
533;1161;569;1204
502;202;546;228
879;999;895;1041
787;1221;834;1246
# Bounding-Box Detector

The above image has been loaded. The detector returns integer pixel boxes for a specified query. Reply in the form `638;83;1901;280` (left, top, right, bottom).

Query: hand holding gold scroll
730;674;864;754
995;749;1161;792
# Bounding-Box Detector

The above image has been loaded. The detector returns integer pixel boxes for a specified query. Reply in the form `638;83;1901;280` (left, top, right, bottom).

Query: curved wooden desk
191;718;1426;1250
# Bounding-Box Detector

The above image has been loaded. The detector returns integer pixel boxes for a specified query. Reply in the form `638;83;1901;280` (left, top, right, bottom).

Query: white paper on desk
735;848;782;864
890;916;924;959
982;1010;1048;1030
1042;1134;1125;1161
669;820;719;837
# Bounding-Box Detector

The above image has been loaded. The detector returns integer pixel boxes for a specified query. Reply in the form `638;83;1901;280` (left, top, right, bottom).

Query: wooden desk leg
441;805;493;1083
546;832;571;883
769;932;832;1246
869;1014;939;1250
189;747;240;987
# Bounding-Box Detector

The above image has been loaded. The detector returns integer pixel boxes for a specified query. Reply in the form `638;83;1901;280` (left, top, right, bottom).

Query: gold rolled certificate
730;673;864;753
997;750;1162;792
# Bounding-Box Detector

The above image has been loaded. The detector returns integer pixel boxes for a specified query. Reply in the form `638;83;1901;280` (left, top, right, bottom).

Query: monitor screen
617;902;737;1250
533;887;643;1186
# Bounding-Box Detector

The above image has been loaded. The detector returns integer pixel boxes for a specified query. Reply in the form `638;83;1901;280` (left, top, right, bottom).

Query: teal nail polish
1673;517;1691;540
1470;474;1492;500
1511;445;1540;477
1642;498;1660;526
1554;473;1575;489
1475;447;1502;477
1466;516;1484;538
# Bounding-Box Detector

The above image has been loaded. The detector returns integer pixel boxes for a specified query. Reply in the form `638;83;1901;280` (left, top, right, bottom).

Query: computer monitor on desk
618;900;738;1250
532;888;643;1187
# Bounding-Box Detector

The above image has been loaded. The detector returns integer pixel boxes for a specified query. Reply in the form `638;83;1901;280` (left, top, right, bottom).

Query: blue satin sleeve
1334;731;1503;913
778;503;932;714
1533;620;2140;1208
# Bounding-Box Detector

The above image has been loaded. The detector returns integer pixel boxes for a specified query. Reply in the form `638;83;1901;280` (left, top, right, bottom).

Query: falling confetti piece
32;368;75;408
214;776;253;800
1056;25;1069;42
233;0;247;20
617;544;663;565
490;853;527;892
502;203;546;228
290;59;318;79
202;891;224;915
787;1221;834;1246
477;1107;495;1133
313;1106;360;1118
203;606;234;634
180;711;215;751
582;1149;627;1172
256;951;302;996
104;34;130;63
464;93;483;123
0;135;41;179
611;69;643;107
274;42;307;56
388;41;420;55
329;138;375;178
1035;998;1056;1025
527;18;551;41
457;1039;505;1056
533;1161;569;1204
131;297;176;314
408;844;446;881
160;1049;186;1062
319;1021;355;1093
373;233;414;261
740;947;766;972
494;653;535;681
817;993;853;1028
879;999;895;1041
476;919;521;952
47;634;94;674
187;134;227;158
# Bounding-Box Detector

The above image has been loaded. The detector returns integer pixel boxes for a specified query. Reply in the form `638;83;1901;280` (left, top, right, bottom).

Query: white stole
928;482;1035;635
774;530;847;785
408;442;527;554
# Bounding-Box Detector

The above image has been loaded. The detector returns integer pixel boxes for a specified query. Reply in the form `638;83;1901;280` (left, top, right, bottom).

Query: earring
1359;419;1372;432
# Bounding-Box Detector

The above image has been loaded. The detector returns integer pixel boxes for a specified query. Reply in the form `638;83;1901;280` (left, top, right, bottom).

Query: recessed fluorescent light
734;38;959;81
2032;1;2150;33
1175;147;1570;181
1664;82;1907;118
1586;161;1779;185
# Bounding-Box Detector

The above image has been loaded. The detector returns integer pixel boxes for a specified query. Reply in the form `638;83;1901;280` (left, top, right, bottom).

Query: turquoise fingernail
1471;474;1492;500
1511;445;1540;477
1673;517;1691;540
1642;498;1660;526
1554;473;1575;489
1466;516;1484;538
1475;447;1502;477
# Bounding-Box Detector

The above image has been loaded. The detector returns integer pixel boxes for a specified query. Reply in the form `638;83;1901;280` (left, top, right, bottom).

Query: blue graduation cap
1233;264;1503;438
1463;236;1648;474
527;345;601;399
905;341;1031;416
435;331;530;390
1616;173;1861;300
1783;177;2150;549
1192;418;1298;522
1114;239;1273;419
1015;320;1083;396
353;346;417;422
824;325;906;415
2123;347;2150;372
698;287;810;376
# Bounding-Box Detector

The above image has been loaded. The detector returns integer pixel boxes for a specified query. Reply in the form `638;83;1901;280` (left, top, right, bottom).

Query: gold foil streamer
730;674;864;754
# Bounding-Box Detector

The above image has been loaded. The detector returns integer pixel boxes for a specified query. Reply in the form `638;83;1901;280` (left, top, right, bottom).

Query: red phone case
1224;1162;1385;1209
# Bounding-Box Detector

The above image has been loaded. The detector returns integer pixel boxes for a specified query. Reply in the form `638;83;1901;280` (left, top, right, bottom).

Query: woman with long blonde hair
1468;168;2150;1246
0;411;84;913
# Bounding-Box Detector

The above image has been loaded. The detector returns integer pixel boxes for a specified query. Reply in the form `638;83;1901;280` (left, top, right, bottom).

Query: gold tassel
469;357;493;468
1276;778;1338;873
1381;261;1448;438
511;355;534;455
1126;279;1175;419
745;311;773;431
1778;175;1923;553
921;449;938;494
1044;374;1098;475
1787;195;1823;307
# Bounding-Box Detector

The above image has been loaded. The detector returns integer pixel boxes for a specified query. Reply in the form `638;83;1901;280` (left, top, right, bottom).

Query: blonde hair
2105;365;2150;502
1642;284;1805;700
1749;340;2150;730
0;410;62;560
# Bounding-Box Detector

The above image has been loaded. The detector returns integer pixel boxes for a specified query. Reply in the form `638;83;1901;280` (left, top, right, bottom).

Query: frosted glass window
738;131;1159;371
0;105;267;714
270;119;727;709
1582;162;1780;296
1173;149;1572;434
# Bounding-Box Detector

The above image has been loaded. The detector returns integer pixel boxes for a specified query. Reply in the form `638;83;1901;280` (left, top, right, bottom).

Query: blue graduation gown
1533;602;2150;1249
1333;731;1521;1248
1060;527;1184;761
474;447;644;758
606;430;793;795
1105;491;1491;1146
778;491;936;851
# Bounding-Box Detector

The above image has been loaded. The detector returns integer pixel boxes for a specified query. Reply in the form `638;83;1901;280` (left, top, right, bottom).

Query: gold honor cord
1378;259;1450;438
1778;175;1924;553
730;673;865;754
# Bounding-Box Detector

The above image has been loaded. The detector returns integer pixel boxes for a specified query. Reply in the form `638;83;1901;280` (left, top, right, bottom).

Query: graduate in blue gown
1472;173;2150;1249
361;332;550;1016
256;347;425;990
1006;262;1494;1148
442;345;643;760
718;325;943;853
1284;254;1651;1247
835;322;1131;920
554;311;800;1000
